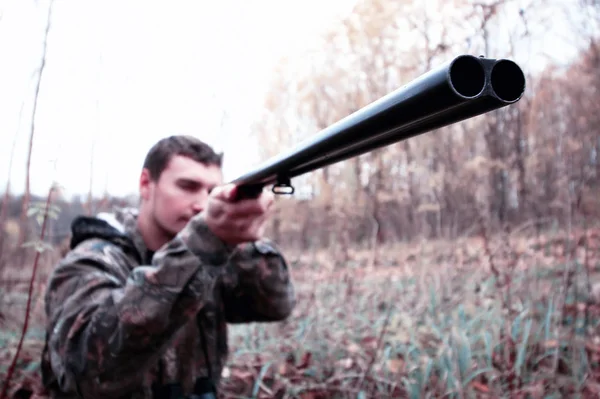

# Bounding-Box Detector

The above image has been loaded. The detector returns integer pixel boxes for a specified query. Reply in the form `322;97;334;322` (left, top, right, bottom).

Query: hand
204;184;274;245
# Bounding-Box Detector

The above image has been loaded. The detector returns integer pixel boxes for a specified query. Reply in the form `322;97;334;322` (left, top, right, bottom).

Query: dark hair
142;135;223;181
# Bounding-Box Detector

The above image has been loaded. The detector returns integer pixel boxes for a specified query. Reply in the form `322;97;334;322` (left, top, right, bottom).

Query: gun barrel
230;54;526;196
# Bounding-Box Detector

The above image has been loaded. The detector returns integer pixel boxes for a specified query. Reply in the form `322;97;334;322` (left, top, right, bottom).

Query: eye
178;181;201;192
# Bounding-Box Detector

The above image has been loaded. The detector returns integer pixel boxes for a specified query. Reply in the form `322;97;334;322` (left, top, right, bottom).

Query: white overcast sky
0;0;356;198
0;0;587;199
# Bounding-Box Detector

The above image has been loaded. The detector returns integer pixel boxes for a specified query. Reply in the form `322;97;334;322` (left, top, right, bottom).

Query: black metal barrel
230;54;526;198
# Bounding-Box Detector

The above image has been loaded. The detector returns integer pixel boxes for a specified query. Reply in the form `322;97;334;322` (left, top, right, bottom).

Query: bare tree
0;101;26;264
19;0;55;245
249;0;600;254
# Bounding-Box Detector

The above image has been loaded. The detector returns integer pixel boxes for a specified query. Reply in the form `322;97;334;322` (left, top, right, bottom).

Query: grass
2;226;600;398
220;228;600;398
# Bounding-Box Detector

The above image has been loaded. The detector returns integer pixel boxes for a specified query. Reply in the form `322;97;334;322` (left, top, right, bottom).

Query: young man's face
140;155;223;238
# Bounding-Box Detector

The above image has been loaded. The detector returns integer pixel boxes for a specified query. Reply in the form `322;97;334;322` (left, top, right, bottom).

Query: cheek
157;187;190;213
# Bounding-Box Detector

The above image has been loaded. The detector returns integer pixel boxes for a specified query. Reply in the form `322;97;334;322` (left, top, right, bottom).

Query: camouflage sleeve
44;215;235;398
219;238;296;323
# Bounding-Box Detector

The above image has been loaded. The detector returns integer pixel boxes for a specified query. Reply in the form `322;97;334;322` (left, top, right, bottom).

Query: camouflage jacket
41;208;296;399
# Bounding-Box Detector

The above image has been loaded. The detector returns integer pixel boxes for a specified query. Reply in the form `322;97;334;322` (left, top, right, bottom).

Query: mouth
178;216;192;224
179;211;200;225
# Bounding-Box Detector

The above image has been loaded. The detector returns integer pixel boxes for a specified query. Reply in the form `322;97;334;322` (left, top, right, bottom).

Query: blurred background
1;0;599;397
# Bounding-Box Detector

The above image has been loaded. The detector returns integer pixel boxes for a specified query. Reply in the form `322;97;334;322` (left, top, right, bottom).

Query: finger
226;197;274;227
250;210;268;231
255;223;267;240
207;185;246;219
210;184;237;201
227;198;270;218
206;195;226;220
234;212;267;238
232;217;252;235
225;184;238;201
252;216;269;240
261;190;275;210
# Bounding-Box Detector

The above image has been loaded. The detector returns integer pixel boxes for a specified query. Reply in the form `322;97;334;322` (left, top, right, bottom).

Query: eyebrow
177;178;203;186
176;178;216;189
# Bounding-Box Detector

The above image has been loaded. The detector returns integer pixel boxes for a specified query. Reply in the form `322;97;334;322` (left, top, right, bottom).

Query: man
41;135;296;398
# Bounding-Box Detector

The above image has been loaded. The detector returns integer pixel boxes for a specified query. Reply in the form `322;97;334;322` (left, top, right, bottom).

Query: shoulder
44;238;132;311
53;237;134;283
65;237;126;262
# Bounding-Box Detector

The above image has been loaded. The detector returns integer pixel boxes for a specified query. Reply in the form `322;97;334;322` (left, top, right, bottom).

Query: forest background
1;0;599;397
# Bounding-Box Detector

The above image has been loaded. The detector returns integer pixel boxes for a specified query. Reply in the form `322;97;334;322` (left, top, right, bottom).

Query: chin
174;219;190;232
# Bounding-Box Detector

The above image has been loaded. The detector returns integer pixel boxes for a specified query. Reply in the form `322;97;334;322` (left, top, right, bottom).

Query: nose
191;190;209;213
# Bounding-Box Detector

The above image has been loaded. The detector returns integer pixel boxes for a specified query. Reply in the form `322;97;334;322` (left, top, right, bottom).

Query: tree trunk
19;0;54;245
403;141;417;237
514;106;528;216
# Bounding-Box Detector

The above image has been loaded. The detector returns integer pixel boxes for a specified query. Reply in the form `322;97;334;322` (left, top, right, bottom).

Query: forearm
223;240;296;323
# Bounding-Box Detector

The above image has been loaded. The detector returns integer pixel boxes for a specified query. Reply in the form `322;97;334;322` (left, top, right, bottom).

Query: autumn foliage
2;0;600;397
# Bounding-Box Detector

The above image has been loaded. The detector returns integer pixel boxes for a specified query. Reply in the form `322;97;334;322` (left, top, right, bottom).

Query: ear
139;169;152;201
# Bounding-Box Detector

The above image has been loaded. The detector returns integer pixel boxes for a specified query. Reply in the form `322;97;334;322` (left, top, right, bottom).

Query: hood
69;208;144;260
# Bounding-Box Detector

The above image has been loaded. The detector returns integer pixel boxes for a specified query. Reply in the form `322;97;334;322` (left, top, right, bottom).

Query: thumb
222;184;238;201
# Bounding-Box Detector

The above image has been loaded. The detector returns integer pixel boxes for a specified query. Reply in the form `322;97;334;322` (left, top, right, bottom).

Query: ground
2;226;600;398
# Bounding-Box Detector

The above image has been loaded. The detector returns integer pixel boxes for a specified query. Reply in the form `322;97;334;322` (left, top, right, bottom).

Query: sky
0;0;589;199
0;0;356;198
